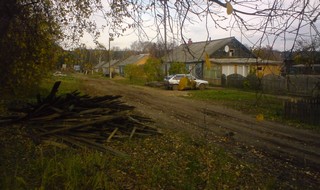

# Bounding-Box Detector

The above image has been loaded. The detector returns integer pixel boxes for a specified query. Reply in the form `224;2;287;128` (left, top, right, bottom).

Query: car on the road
164;74;209;90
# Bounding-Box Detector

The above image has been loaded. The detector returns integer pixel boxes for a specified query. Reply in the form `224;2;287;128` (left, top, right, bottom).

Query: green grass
188;89;284;121
187;89;320;131
0;127;273;190
1;74;274;189
39;74;82;96
0;75;314;189
0;74;83;116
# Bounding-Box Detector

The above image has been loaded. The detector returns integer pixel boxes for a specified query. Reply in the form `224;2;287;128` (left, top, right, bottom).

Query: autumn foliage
0;0;61;96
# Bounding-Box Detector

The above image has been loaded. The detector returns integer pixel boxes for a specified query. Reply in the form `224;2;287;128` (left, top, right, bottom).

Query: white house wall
237;65;249;76
222;65;250;77
222;65;234;76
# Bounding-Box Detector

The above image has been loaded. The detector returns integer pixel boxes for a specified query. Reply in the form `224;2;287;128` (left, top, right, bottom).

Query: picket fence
284;97;320;125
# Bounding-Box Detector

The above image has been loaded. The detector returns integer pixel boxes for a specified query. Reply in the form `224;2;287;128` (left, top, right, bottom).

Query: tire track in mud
81;76;320;183
205;117;320;167
168;103;319;168
204;109;320;144
116;85;320;168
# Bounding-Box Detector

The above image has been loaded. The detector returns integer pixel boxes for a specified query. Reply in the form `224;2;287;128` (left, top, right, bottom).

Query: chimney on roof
188;38;192;45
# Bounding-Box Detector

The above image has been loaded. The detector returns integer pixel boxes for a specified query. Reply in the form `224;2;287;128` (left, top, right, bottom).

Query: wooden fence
284;97;320;125
224;74;320;97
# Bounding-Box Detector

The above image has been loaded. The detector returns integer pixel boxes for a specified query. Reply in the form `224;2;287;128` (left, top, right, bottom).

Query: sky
80;20;237;50
80;0;320;51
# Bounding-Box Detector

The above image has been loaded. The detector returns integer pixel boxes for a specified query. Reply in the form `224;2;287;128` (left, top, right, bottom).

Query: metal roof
164;37;235;63
93;61;106;69
101;60;119;68
117;54;150;66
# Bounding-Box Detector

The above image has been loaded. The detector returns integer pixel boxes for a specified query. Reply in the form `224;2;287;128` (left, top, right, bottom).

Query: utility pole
108;37;113;79
163;0;167;53
160;0;168;75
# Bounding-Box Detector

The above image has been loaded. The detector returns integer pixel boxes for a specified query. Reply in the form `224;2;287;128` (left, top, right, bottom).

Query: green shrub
169;62;187;75
143;58;164;82
244;73;261;90
124;64;145;81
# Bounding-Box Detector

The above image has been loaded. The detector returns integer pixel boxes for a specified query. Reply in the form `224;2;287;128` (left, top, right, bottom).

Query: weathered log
1;81;161;154
107;128;119;142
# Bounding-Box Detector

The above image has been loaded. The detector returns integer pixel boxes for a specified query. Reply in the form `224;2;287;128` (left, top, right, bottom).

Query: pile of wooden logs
0;81;161;156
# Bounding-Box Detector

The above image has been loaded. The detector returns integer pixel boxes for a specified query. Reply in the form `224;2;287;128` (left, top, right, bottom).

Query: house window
229;49;234;57
244;65;249;76
257;66;263;71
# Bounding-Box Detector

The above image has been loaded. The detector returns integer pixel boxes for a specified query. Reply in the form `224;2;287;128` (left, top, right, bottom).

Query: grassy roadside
113;76;318;131
0;74;308;189
39;74;83;95
187;88;319;131
188;89;284;121
0;126;274;189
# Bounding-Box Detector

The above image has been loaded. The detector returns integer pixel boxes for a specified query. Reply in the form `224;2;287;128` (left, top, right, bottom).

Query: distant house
117;54;150;76
93;60;105;72
102;60;119;76
164;37;282;85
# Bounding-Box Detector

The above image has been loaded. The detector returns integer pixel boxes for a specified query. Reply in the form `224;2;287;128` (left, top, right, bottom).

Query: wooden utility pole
108;37;113;79
160;0;168;75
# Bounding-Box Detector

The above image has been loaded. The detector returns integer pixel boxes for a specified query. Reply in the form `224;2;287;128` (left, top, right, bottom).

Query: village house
93;59;119;76
93;60;105;73
164;37;283;85
117;54;150;76
102;60;119;76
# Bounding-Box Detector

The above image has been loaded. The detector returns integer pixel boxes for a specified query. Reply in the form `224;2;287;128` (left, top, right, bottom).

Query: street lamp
160;0;168;75
108;37;113;79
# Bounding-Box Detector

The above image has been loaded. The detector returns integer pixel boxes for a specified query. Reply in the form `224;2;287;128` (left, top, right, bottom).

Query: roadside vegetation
1;125;275;189
1;74;317;189
120;57;164;86
40;74;82;95
0;75;280;189
188;89;283;121
187;89;319;131
114;72;318;131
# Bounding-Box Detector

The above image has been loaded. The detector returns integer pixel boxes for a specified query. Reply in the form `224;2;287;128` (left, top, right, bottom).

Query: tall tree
252;46;283;61
105;0;319;52
0;0;319;95
0;0;101;96
294;37;320;66
0;0;62;96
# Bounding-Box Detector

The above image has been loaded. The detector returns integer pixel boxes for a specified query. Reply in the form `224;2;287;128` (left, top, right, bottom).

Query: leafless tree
101;0;319;51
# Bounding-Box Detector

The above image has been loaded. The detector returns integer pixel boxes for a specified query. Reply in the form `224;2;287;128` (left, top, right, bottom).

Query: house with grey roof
102;59;119;76
93;60;106;72
164;37;282;85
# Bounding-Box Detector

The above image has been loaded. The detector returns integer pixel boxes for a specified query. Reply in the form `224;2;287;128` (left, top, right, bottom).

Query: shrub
143;58;164;82
124;64;145;81
244;73;261;90
169;62;187;75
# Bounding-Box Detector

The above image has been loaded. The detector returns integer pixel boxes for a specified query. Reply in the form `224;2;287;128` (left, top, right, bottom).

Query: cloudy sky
80;0;319;51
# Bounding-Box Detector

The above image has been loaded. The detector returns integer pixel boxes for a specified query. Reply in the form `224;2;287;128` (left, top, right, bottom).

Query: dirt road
79;75;320;188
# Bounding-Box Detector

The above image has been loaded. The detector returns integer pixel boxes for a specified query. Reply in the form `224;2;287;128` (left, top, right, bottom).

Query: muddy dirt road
79;75;320;188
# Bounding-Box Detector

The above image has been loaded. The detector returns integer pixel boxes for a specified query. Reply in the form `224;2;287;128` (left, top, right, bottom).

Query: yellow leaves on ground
226;2;233;15
256;114;264;122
